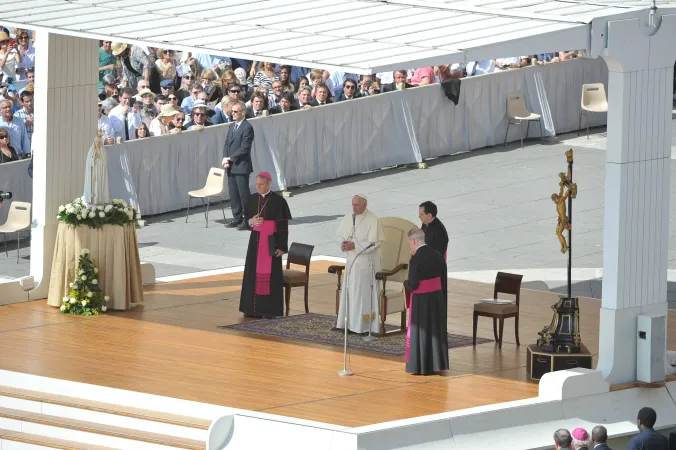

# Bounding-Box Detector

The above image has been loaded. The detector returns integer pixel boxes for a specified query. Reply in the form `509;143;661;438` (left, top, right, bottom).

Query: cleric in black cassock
419;201;449;314
239;172;292;318
404;228;449;375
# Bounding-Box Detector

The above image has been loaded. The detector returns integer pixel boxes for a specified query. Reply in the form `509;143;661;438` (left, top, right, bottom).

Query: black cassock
239;191;292;317
404;245;449;375
422;217;449;314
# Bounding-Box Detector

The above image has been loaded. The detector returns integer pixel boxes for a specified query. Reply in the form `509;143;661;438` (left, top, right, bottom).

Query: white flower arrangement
56;197;138;229
60;248;109;316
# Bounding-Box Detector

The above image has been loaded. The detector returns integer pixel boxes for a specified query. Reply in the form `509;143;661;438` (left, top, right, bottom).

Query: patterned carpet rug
224;313;493;355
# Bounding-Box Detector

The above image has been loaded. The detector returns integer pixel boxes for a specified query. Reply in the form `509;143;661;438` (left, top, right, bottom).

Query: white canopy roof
0;0;671;74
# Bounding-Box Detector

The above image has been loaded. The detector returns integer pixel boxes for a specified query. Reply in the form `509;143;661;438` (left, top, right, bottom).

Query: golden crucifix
551;149;577;254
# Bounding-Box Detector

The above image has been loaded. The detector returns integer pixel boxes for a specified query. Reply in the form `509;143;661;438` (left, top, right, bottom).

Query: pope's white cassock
336;204;385;334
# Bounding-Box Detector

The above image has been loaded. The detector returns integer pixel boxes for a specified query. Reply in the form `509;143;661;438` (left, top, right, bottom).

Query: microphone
363;243;374;251
352;213;355;228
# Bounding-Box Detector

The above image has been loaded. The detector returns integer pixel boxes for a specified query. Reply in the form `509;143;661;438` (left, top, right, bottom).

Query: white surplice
336;209;385;333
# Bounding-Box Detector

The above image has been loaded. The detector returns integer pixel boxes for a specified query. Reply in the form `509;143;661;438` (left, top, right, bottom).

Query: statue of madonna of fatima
83;129;110;206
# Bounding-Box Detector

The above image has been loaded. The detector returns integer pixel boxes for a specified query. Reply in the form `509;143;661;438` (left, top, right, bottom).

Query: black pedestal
526;344;592;380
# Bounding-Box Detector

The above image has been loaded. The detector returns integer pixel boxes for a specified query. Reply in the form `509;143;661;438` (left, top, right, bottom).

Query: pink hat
258;171;272;181
572;428;589;441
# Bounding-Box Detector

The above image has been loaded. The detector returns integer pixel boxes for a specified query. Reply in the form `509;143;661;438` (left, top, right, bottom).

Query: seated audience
135;122;150;139
334;78;360;101
184;100;212;130
246;93;267;118
311;82;331;106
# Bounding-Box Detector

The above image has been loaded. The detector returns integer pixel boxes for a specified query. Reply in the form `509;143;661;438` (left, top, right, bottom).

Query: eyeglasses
0;135;8;140
232;109;243;114
184;75;194;79
19;36;28;40
193;112;205;117
168;96;177;100
175;118;184;122
272;85;282;89
344;85;356;90
229;90;240;94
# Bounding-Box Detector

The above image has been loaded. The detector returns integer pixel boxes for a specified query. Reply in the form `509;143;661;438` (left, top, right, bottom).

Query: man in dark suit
269;92;297;115
222;101;254;231
381;70;414;93
591;425;612;450
334;78;361;102
310;83;332;107
627;407;669;450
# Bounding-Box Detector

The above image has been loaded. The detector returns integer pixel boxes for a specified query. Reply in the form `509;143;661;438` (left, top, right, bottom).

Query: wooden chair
472;272;523;349
328;217;415;336
282;243;314;316
185;167;226;228
0;201;31;263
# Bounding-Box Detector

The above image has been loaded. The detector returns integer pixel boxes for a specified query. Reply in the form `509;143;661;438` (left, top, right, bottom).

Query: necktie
124;113;130;141
470;62;478;77
255;111;259;117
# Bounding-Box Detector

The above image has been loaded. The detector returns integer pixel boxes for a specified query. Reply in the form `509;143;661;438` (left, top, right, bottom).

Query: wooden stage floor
1;260;676;427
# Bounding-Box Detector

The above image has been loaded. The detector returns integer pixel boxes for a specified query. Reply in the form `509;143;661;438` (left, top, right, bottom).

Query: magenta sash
406;277;442;362
253;220;277;295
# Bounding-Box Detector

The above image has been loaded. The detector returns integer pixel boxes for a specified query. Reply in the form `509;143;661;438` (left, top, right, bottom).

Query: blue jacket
626;428;668;450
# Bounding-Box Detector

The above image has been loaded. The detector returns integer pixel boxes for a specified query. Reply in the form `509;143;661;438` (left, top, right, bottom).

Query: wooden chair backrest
494;271;523;306
286;242;314;275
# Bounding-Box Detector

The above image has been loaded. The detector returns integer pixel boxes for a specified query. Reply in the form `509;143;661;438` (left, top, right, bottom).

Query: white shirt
466;60;495;76
109;104;142;142
15;46;35;72
494;57;528;71
97;114;114;141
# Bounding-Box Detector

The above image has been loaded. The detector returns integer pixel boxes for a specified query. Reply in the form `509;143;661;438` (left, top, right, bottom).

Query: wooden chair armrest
328;265;345;275
375;263;408;280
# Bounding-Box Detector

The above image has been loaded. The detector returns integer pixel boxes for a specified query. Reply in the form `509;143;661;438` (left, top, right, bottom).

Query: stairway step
0;386;210;430
0;407;205;450
0;428;115;449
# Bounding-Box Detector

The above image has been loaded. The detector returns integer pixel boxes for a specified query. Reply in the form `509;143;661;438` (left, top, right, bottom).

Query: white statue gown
83;137;110;206
336;209;385;334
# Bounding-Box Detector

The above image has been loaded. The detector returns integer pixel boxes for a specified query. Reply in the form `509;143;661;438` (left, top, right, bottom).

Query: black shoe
236;222;249;231
226;220;241;228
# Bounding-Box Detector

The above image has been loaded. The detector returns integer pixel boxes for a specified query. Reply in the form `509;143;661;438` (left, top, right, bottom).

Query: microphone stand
338;243;374;377
363;255;377;342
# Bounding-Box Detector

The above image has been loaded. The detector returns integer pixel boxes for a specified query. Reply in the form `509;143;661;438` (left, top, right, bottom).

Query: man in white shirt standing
109;88;141;142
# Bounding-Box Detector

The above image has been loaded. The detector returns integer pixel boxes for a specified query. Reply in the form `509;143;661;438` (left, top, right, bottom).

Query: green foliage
60;249;109;316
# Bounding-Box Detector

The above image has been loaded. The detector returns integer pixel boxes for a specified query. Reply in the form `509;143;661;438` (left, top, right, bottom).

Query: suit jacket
627;428;668;450
593;443;612;450
334;91;362;102
245;106;267;119
223;120;254;175
381;82;414;93
269;105;298;115
310;98;331;107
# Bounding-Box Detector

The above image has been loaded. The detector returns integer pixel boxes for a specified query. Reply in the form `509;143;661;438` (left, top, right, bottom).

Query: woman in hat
0;31;23;83
149;103;180;136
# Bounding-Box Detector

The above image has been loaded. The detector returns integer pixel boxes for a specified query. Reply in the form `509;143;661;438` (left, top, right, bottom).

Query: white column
29;32;98;298
597;12;676;384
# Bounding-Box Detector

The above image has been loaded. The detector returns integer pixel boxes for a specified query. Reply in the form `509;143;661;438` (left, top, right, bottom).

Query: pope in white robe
83;130;110;206
336;194;385;334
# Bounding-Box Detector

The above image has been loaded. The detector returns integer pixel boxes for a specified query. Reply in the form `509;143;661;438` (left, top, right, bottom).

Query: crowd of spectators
89;42;593;143
0;23;596;160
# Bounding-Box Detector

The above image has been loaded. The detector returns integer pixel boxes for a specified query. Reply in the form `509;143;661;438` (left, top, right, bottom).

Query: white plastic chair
578;83;608;139
0;201;32;263
185;168;226;228
503;91;544;148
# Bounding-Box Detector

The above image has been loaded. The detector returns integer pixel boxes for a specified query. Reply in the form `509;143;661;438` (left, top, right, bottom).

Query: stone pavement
2;118;676;304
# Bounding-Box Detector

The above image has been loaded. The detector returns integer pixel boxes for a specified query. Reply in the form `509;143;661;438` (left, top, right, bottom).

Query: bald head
351;195;367;215
0;99;12;120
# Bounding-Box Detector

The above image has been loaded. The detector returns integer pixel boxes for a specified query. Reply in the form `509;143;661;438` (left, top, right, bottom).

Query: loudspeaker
637;314;666;383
